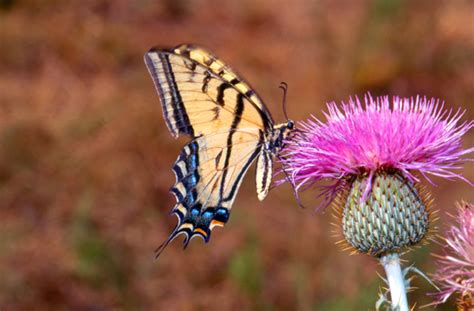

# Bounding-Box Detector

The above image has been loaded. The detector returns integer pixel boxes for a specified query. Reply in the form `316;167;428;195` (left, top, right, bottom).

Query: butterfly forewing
173;44;274;120
145;47;272;138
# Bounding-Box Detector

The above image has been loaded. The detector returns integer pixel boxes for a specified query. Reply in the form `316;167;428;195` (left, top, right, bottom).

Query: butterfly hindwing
156;131;263;254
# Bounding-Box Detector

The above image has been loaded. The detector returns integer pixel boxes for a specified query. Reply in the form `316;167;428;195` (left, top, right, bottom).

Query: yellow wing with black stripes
144;44;293;257
145;44;274;138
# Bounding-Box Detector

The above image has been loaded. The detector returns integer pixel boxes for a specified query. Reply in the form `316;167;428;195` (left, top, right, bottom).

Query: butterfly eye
287;120;295;130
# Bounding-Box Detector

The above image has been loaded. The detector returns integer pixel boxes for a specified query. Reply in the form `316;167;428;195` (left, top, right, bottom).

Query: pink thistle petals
281;95;473;206
431;202;474;307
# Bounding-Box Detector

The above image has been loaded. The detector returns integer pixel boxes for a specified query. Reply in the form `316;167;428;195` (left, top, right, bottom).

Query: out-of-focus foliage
0;0;472;310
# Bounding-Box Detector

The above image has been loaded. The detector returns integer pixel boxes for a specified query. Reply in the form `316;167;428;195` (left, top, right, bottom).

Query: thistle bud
342;172;429;256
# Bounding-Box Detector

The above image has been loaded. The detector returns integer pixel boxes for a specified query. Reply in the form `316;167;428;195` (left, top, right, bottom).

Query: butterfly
144;44;294;256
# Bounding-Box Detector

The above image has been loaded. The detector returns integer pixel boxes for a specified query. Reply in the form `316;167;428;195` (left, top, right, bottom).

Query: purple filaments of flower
281;95;473;204
432;202;474;304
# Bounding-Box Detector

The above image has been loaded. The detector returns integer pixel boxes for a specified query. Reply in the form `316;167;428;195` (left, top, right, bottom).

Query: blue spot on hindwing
215;208;229;223
202;210;214;220
191;207;200;217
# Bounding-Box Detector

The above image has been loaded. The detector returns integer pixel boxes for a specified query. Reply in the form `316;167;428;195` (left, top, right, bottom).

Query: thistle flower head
283;95;473;206
431;202;474;307
282;95;473;256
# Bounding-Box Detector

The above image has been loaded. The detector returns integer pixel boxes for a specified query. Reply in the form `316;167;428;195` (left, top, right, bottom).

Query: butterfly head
270;120;295;152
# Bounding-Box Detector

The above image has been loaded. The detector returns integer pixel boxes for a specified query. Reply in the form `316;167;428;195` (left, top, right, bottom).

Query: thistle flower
282;95;473;254
281;94;473;309
431;202;474;308
283;95;472;203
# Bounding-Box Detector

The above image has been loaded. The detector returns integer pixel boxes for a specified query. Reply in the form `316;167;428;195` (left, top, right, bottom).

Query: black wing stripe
216;83;230;107
144;53;176;134
219;93;245;201
230;78;240;85
261;151;270;192
224;130;264;202
160;54;194;136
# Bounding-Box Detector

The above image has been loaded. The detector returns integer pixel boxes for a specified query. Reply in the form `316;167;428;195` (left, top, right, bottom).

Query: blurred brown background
0;0;473;310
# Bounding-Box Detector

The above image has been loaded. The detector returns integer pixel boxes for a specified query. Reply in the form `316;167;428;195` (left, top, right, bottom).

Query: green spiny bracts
342;171;429;257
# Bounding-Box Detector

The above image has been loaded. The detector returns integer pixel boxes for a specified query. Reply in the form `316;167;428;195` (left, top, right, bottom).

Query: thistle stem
380;253;409;311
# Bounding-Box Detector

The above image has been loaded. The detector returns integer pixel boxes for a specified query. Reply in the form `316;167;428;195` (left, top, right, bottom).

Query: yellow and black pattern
144;44;294;256
172;44;272;118
145;45;273;138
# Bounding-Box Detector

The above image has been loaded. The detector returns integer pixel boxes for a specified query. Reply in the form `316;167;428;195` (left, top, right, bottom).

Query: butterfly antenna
279;82;290;121
277;154;306;209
